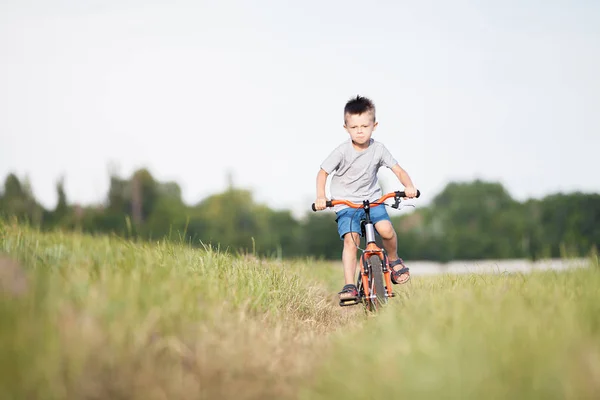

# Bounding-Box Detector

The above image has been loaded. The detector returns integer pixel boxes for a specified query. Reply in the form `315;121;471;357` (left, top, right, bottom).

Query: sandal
338;284;359;305
389;258;410;284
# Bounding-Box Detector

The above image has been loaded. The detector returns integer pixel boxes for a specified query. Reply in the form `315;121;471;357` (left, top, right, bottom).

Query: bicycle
312;190;421;312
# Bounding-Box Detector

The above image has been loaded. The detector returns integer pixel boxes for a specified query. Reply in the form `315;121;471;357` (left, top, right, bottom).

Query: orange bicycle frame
327;192;400;299
311;190;420;308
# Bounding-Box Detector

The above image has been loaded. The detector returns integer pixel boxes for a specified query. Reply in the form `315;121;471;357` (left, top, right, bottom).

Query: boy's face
344;112;378;146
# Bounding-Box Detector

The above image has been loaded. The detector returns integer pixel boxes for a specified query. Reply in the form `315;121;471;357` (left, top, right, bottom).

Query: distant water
408;258;590;276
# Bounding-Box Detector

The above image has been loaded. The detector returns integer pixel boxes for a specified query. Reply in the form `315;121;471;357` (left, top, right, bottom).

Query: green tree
0;174;44;226
299;212;342;260
191;188;262;254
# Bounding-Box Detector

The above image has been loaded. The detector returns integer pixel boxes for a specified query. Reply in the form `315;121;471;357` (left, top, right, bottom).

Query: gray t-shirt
320;138;398;211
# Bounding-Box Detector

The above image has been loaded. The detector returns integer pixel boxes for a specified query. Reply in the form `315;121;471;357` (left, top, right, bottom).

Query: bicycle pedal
339;299;360;307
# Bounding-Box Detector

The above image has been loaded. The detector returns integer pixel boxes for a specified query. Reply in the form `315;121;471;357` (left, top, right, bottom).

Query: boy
314;95;418;303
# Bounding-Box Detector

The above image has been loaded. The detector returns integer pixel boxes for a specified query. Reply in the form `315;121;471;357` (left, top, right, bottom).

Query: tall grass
302;265;600;399
2;221;599;399
0;221;360;400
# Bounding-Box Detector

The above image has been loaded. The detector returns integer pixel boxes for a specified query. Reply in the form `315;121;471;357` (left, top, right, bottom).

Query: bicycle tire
368;254;387;311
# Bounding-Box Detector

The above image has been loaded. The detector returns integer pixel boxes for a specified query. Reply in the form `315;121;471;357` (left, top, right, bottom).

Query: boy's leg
342;232;361;286
372;207;410;284
335;208;363;300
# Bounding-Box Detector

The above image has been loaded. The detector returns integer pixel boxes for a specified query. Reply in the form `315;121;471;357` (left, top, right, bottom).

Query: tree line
1;169;598;262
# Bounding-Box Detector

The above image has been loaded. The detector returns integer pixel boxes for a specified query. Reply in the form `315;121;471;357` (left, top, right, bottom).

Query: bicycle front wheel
368;254;387;311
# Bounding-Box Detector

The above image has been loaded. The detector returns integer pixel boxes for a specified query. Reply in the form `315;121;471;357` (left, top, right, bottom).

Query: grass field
1;221;599;399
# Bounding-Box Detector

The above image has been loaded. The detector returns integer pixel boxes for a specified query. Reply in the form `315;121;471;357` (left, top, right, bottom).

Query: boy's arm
391;164;417;198
315;168;329;210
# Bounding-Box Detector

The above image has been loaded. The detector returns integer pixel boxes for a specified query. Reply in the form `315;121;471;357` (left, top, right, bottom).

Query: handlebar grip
311;200;333;211
396;189;421;198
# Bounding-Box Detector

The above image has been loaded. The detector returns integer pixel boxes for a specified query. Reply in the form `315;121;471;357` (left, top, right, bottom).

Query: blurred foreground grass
0;221;361;400
1;221;599;399
303;260;600;400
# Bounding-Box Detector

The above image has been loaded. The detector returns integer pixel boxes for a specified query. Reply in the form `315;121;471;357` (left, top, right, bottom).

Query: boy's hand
404;186;418;198
315;197;328;210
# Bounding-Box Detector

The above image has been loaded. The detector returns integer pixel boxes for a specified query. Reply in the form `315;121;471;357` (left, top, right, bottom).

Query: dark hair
344;95;376;122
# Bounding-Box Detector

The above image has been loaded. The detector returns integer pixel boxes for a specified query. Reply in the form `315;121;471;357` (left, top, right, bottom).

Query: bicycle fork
360;220;395;300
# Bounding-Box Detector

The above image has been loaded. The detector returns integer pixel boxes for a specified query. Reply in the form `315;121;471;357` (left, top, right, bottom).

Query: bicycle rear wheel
367;254;387;311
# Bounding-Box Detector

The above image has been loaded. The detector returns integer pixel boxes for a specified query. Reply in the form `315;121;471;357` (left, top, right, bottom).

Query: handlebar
311;190;420;212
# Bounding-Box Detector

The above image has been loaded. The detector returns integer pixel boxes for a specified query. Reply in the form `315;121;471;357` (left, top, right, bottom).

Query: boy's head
343;95;378;147
344;95;376;124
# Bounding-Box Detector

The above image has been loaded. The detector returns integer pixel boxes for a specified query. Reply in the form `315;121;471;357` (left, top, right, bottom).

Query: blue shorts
335;205;391;240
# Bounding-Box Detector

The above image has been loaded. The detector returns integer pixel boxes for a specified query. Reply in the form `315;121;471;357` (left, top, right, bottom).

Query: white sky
1;0;599;218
